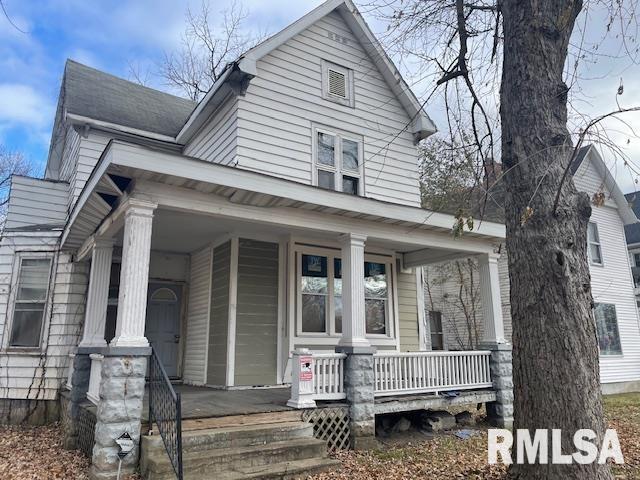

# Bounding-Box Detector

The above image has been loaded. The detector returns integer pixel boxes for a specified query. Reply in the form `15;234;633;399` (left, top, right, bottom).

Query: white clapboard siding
69;132;110;209
183;94;238;166
182;246;213;385
231;10;421;207
0;237;88;400
397;269;421;352
5;177;68;230
59;126;81;184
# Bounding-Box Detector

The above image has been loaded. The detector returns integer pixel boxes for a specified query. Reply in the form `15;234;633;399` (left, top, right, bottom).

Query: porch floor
142;385;294;422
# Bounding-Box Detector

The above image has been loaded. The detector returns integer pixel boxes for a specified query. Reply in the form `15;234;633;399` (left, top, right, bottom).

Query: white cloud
0;84;53;128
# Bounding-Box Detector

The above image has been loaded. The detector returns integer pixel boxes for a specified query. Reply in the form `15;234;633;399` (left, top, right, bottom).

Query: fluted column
78;239;113;348
111;199;156;348
478;252;506;344
338;233;370;349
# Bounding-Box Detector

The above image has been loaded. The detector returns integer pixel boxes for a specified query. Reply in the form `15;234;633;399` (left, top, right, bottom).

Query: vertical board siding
235;10;421;207
183;247;212;385
397;269;420;351
183;95;238;166
207;241;231;386
234;239;279;386
5;177;69;230
0;235;88;400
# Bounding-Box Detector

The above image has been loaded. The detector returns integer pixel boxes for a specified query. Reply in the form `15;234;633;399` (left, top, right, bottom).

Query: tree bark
500;1;612;479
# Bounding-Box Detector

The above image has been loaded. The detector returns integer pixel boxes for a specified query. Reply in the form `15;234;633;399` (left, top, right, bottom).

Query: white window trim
312;126;365;196
4;252;55;352
321;59;355;107
588;222;603;266
294;245;395;341
594;302;623;357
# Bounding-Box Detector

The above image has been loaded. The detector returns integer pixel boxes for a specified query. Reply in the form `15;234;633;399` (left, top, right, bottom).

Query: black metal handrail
148;348;183;480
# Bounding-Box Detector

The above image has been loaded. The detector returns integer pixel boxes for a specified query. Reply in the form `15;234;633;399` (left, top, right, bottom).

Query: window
594;303;622;355
634;253;640;268
587;222;603;265
298;250;392;336
9;258;52;348
314;130;362;196
429;311;444;350
321;60;354;107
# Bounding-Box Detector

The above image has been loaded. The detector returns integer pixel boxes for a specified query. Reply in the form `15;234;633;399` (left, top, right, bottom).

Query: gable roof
63;60;195;137
177;0;437;144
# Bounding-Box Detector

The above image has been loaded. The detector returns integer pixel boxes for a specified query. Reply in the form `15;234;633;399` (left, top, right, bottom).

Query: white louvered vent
328;69;347;98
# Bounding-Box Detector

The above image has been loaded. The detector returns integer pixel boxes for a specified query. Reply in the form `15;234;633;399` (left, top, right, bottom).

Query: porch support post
110;199;156;348
338;233;369;349
78;238;113;349
478;252;506;344
477;252;513;428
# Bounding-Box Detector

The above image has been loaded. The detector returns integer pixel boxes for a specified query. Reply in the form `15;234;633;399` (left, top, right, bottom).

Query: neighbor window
587;222;603;265
9;258;52;348
634;253;640;268
321;60;354;107
594;303;622;355
429;311;444;350
315;130;362;195
298;251;392;336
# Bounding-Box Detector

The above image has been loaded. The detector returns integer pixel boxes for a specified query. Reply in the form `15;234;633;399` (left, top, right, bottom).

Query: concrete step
142;421;314;452
216;457;341;480
143;437;328;480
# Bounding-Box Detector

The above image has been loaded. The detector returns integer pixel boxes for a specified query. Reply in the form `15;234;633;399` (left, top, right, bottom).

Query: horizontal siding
182;247;212;385
5;177;68;229
207;241;230;386
236;10;421;207
70;132;110;209
398;268;420;351
234;239;278;386
184;95;238;166
0;236;88;400
59;126;81;183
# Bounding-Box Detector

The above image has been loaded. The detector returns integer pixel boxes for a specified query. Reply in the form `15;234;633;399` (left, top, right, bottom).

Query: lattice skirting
302;406;351;451
77;406;97;458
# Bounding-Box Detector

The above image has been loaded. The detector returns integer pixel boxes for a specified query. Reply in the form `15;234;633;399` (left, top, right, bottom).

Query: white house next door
145;283;182;378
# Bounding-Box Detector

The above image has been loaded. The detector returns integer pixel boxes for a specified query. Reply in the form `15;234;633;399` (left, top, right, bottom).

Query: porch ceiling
63;140;505;261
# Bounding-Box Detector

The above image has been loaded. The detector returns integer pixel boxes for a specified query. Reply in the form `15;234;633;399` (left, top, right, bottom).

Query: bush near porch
0;394;637;479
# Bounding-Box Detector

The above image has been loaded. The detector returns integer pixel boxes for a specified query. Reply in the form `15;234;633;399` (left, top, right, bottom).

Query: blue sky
1;0;640;193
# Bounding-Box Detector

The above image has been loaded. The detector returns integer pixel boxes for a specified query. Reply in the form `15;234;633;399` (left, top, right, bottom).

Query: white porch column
478;252;506;344
78;239;113;348
338;233;370;349
111;199;156;348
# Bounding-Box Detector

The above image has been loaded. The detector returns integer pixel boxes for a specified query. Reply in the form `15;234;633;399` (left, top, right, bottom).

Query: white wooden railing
312;353;347;400
373;351;493;397
87;353;104;405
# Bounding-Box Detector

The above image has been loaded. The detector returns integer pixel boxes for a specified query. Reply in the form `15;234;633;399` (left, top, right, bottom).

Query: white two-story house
0;1;511;478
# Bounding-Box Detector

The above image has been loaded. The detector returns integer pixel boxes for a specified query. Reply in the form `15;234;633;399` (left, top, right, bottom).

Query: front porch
62;140;511;479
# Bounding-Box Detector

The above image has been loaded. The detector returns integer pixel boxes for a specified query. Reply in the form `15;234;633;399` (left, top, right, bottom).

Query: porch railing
373;351;493;397
312;353;347;400
148;348;183;480
87;353;104;405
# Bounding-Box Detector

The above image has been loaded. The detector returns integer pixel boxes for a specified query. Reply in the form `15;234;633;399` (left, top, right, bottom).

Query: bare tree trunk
501;1;612;478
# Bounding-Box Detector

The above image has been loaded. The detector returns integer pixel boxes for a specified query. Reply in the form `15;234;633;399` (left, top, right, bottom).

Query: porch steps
140;420;339;480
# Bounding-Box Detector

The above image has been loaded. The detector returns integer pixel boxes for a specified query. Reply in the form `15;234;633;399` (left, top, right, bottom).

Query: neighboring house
0;1;513;477
425;145;640;394
624;191;640;305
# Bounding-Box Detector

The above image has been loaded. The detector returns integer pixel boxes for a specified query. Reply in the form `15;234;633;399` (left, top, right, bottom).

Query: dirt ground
0;393;637;479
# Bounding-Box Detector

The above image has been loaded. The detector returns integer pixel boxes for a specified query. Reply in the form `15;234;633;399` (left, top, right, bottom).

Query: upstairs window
315;129;362;195
9;257;52;348
321;60;354;107
594;303;622;355
587;222;603;265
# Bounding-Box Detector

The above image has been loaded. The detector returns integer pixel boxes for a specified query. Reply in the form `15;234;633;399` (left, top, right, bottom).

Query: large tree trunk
500;1;612;479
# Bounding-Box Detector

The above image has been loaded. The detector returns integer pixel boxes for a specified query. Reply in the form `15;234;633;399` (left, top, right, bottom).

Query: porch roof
63;140;505;260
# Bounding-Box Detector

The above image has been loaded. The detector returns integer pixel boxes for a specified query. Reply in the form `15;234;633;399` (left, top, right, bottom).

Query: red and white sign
300;356;313;381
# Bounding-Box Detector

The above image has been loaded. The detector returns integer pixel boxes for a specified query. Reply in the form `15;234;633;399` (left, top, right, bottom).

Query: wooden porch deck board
374;389;496;415
142;385;294;422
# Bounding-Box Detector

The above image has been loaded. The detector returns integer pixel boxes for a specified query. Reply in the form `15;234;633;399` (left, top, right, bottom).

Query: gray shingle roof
64;60;196;137
625;192;640;245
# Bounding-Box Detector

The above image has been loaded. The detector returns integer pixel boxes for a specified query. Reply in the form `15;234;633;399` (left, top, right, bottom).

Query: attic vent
328;69;347;98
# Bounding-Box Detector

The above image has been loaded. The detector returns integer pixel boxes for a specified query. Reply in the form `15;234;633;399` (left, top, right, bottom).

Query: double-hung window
594;303;622;355
587;222;603;265
298;250;391;337
9;257;52;348
429;311;444;350
315;129;363;195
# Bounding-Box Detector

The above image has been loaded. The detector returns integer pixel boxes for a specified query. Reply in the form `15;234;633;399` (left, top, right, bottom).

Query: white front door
145;283;182;378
